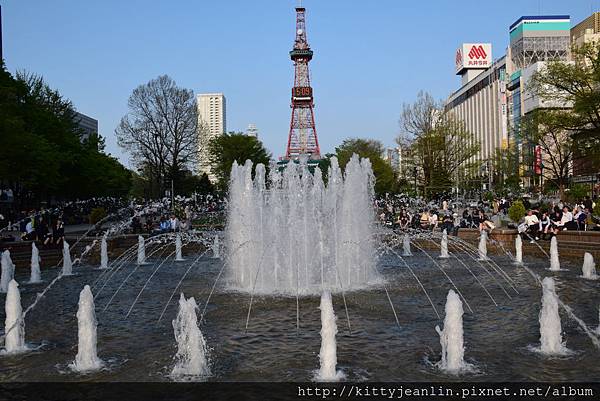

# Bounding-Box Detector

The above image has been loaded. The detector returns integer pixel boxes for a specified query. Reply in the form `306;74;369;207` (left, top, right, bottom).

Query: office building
74;112;98;142
446;53;508;167
571;12;600;47
197;93;226;182
246;123;258;139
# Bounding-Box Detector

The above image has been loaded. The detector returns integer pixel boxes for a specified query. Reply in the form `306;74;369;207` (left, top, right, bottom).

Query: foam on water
435;289;473;374
175;234;184;262
440;230;449;259
315;291;344;382
100;236;109;270
70;285;103;372
478;231;488;261
582;253;596;280
62;241;73;276
171;294;210;379
549;237;560;271
137;235;146;265
0;250;15;293
514;235;523;265
2;280;27;354
537;277;569;355
402;233;412;257
29;243;42;283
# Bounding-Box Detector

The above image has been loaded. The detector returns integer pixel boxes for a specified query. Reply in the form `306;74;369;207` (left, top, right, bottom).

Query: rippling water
1;248;599;382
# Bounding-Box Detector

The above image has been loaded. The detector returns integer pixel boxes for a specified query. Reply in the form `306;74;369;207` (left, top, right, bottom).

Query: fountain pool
1;244;600;381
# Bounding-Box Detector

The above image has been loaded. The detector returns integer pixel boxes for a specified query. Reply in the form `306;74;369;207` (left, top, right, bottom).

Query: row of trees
396;91;479;198
523;42;600;199
0;63;131;208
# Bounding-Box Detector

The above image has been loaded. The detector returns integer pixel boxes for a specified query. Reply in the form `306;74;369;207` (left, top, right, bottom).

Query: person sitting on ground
428;210;438;231
539;210;551;240
524;209;540;242
52;218;65;246
559;206;574;231
399;210;410;230
419;210;430;230
573;206;587;231
159;217;170;233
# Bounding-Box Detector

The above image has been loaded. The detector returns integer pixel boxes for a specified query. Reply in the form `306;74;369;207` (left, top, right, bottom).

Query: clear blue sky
2;0;596;167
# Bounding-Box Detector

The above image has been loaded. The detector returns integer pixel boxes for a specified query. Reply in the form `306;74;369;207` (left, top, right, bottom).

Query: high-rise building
508;16;571;71
246;123;258;139
571;12;600;47
73;112;98;142
506;16;571;184
197;93;226;182
445;15;573;190
446;52;508;166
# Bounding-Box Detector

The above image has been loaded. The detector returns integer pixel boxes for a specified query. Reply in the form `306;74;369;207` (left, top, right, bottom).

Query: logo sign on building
455;43;492;74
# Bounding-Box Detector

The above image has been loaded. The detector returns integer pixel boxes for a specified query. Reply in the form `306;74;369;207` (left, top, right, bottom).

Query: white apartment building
197;93;226;182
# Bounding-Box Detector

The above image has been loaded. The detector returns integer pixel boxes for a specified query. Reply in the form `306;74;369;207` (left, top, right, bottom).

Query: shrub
594;201;600;217
508;200;526;223
89;207;107;225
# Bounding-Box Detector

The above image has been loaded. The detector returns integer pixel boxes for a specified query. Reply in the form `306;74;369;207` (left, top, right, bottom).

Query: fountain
439;229;449;259
435;289;471;374
316;291;344;382
70;285;103;372
175;234;184;262
212;235;220;259
478;231;488;260
29;242;42;283
100;235;109;270
582;253;596;280
0;250;15;293
549;237;560;271
171;293;210;378
402;233;412;257
537;277;568;355
514;235;523;265
596;307;600;336
62;241;73;276
137;235;146;265
226;155;378;295
2;280;27;354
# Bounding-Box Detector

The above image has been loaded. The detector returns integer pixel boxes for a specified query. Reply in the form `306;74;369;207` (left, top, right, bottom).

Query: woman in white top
559;206;573;229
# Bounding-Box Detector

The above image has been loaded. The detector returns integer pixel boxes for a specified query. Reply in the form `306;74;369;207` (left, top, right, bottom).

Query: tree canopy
398;91;479;198
335;138;397;195
529;42;600;167
0;64;131;207
208;132;272;190
116;75;198;198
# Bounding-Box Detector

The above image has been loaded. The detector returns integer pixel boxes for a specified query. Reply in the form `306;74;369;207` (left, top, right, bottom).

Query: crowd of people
376;194;600;241
518;196;598;243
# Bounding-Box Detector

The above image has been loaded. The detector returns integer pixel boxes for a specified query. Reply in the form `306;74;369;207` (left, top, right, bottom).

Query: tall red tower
286;7;321;160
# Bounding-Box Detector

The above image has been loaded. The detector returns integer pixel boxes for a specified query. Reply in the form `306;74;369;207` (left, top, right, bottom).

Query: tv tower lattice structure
286;6;320;160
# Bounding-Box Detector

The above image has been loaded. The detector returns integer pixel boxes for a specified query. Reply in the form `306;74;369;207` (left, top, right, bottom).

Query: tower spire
286;5;320;160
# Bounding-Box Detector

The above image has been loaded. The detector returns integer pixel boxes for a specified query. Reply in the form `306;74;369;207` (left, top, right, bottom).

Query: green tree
529;42;600;167
399;91;479;199
208;132;272;190
335;138;397;195
0;65;131;205
521;110;573;200
490;145;521;196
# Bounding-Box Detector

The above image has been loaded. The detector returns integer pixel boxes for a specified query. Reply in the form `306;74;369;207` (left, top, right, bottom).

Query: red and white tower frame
286;7;321;160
